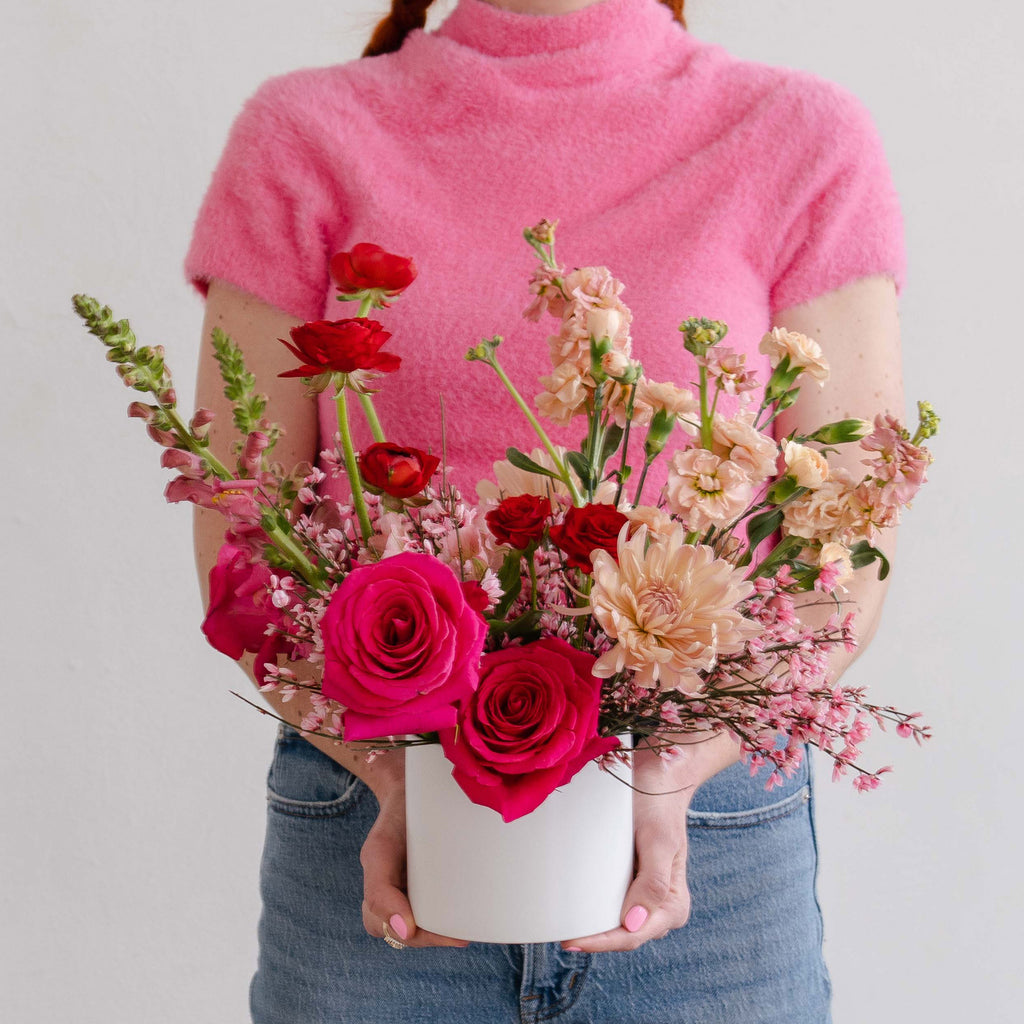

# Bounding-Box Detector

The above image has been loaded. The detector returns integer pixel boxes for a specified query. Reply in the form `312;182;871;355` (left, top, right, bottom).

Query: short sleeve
185;75;338;322
768;77;906;315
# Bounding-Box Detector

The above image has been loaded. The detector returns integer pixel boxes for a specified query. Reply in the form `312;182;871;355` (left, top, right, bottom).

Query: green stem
613;384;636;508
489;356;583;505
163;407;234;480
587;382;605;503
356;295;374;318
358;393;386;443
262;516;326;588
334;388;374;544
698;364;714;449
528;551;538;611
632;455;655;506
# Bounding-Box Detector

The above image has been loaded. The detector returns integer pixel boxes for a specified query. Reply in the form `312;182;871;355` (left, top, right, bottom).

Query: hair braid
363;0;686;59
363;0;436;57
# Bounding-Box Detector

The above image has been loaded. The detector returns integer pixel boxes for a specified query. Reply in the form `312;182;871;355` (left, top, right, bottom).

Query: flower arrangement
73;226;936;822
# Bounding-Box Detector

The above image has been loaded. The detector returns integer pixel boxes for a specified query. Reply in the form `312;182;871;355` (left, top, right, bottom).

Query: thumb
621;830;688;933
360;814;416;941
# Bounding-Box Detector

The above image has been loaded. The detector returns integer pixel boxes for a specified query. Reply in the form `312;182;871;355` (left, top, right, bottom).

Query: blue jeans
250;724;832;1023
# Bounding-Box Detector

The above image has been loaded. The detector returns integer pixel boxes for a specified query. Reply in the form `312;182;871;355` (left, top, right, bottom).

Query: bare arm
773;272;904;667
193;280;463;948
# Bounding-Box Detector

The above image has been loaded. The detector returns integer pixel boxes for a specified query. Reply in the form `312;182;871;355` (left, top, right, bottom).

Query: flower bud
807;419;872;445
586;307;623;344
679;317;729;356
161;449;206;478
525;219;557;245
147;424;180;448
128;402;157;423
643;408;677;459
600;349;630;379
190;408;216;438
782;440;829;488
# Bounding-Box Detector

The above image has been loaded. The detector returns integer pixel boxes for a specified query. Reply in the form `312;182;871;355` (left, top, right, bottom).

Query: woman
187;0;905;1019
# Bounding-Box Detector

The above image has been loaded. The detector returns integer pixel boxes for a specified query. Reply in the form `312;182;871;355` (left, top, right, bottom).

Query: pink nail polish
389;913;409;940
565;946;584;952
624;905;648;933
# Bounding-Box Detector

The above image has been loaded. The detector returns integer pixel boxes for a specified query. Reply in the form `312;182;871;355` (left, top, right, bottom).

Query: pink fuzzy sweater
186;0;904;499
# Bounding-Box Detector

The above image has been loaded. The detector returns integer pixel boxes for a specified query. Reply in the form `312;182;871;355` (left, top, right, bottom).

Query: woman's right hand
359;777;471;949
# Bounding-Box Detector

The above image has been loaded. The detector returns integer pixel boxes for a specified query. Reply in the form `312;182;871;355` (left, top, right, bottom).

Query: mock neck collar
431;0;688;82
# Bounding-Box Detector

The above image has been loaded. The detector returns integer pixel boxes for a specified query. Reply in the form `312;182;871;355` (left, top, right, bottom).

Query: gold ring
382;919;407;950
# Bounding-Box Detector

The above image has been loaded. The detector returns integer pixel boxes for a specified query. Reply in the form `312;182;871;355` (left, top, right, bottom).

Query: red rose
549;503;629;573
358;442;440;499
485;495;552;549
201;542;285;661
330;243;418;296
278;318;400;379
439;638;620;822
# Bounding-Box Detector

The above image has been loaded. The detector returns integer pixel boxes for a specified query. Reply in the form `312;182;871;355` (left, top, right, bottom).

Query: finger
360;824;469;949
561;907;675;953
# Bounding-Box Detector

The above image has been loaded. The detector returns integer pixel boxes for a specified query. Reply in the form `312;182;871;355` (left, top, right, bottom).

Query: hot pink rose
439;638;620;822
321;553;487;741
202;542;284;661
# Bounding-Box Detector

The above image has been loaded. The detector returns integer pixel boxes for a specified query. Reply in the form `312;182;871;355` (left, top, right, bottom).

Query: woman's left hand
560;731;741;953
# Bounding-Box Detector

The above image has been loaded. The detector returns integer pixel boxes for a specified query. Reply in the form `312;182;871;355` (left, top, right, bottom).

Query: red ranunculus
330;243;418;296
278;318;400;378
321;553;487;741
485;494;552;549
201;542;285;660
359;442;440;499
439;638;620;822
549;503;629;573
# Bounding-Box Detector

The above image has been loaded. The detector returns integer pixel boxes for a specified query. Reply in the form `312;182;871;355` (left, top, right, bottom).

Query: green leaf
492;549;524;618
740;507;784;565
766;475;801;505
505;447;560;481
566;450;594;492
849;540;891;580
599;424;624;465
488;610;543;642
749;534;806;579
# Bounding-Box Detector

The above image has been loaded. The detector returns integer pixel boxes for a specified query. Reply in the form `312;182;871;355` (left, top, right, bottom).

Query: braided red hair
363;0;686;58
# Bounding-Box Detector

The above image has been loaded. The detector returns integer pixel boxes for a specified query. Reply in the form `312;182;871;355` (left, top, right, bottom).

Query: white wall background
2;0;1019;1021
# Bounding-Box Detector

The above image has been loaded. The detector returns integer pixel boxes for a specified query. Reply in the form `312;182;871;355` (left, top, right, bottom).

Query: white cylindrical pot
405;741;634;944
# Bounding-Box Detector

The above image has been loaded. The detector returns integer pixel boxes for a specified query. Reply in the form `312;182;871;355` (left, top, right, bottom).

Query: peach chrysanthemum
589;525;761;691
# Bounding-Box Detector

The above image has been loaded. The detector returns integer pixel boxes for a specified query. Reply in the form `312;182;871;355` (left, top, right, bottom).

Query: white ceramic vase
405;741;634;944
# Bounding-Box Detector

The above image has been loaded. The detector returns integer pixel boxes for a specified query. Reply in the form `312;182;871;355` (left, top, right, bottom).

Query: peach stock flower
759;327;830;386
589;525;760;691
711;411;779;486
665;447;753;531
536;362;589;425
632;378;699;431
818;541;854;587
782;468;859;543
